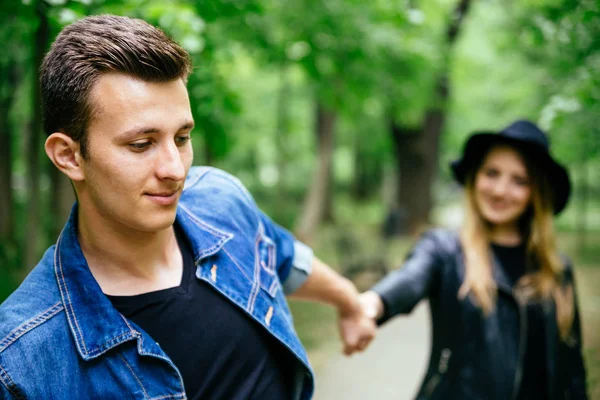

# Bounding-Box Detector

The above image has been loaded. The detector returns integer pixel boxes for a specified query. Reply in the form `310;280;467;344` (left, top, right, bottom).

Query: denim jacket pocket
256;232;280;298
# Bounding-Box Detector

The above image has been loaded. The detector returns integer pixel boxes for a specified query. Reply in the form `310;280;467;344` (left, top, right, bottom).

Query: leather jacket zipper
424;348;452;396
511;293;527;400
424;374;441;396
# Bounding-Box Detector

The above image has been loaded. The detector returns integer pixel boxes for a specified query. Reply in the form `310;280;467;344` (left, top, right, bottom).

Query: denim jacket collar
55;203;233;361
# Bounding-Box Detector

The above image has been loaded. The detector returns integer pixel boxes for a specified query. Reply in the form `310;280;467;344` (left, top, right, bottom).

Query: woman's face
474;145;532;228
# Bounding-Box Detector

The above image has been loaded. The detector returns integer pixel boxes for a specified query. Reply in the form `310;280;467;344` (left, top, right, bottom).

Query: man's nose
156;141;186;181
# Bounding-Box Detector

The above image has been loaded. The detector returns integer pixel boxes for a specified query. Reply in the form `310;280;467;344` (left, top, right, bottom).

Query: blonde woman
359;120;588;399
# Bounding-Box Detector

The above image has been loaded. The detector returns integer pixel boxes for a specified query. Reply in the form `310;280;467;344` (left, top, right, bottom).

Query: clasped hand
338;290;383;356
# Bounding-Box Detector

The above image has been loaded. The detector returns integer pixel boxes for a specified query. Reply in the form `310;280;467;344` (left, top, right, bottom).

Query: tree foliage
1;0;598;295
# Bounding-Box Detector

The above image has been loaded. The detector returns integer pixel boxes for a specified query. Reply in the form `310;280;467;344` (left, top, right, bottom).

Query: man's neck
77;207;183;296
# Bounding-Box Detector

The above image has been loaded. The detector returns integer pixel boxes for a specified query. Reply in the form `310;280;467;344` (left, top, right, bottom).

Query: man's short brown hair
41;14;192;158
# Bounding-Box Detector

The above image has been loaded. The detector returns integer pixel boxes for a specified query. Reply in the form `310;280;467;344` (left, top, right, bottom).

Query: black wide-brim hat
450;120;571;215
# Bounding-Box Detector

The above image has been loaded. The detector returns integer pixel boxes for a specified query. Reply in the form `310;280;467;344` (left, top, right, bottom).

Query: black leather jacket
372;229;588;400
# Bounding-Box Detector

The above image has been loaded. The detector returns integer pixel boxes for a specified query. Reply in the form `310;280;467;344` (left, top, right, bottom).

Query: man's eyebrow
118;121;195;140
180;121;195;131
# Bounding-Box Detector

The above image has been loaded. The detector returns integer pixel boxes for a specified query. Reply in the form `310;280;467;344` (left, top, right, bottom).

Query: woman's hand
359;290;385;320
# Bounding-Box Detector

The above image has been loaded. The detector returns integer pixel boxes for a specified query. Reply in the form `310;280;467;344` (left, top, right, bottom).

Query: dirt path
313;301;431;400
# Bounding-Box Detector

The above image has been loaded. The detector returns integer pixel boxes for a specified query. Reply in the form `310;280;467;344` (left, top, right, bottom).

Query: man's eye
129;142;151;150
175;136;191;146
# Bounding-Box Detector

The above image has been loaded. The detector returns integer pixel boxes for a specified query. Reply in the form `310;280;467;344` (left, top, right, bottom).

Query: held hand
358;291;384;320
338;289;378;356
289;258;379;356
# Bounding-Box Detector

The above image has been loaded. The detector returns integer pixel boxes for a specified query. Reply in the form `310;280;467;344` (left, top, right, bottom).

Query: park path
313;301;431;400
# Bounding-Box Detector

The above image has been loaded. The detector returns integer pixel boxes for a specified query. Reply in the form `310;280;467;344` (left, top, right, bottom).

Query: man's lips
147;191;178;197
145;190;180;206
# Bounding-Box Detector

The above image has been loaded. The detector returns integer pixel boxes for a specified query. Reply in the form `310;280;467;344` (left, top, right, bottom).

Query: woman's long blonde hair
458;143;574;339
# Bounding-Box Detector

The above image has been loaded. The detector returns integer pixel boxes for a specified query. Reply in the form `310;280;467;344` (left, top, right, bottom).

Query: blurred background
0;0;598;397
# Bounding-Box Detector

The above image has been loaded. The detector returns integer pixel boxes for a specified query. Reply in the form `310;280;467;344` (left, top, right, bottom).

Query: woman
359;120;588;399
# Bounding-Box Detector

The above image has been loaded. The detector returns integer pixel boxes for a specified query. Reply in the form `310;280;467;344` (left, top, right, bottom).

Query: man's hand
338;290;385;355
338;301;377;356
287;257;377;355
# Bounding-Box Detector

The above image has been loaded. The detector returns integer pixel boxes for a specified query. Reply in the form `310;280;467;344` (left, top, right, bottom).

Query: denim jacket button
211;264;218;282
265;306;274;326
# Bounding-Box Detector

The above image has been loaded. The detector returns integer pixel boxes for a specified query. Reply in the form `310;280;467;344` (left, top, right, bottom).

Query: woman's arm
363;229;449;325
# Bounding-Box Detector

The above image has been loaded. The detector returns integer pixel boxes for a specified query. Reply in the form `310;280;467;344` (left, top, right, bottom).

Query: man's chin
135;214;178;233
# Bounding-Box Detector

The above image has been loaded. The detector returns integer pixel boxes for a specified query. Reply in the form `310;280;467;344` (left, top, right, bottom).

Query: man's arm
226;180;376;354
288;256;377;355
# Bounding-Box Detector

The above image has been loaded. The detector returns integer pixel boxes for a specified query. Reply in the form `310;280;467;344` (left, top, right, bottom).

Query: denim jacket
0;167;315;400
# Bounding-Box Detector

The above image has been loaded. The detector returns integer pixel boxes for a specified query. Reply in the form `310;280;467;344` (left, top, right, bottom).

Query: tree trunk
0;14;20;250
390;124;428;233
393;74;448;234
352;145;369;201
0;68;16;245
0;113;13;242
387;0;472;234
275;62;290;195
322;168;335;223
24;4;49;271
577;162;588;254
295;103;336;243
576;132;591;256
352;138;385;201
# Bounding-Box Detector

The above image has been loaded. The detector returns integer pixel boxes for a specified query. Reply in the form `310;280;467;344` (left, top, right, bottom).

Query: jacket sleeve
371;229;446;325
209;167;314;296
257;210;313;295
560;264;589;399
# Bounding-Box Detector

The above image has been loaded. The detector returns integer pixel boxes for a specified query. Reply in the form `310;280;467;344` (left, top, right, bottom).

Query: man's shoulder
184;166;255;203
0;247;64;356
178;167;263;241
180;166;258;217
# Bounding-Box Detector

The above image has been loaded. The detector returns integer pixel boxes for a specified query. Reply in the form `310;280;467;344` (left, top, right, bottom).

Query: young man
0;15;375;399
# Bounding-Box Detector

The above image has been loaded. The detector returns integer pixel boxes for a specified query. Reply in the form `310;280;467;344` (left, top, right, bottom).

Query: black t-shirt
107;227;294;400
491;243;548;400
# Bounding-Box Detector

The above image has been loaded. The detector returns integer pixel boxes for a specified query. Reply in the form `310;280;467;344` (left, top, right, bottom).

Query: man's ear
45;133;85;182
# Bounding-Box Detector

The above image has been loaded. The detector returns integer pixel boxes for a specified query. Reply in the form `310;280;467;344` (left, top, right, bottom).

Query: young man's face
78;72;194;233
